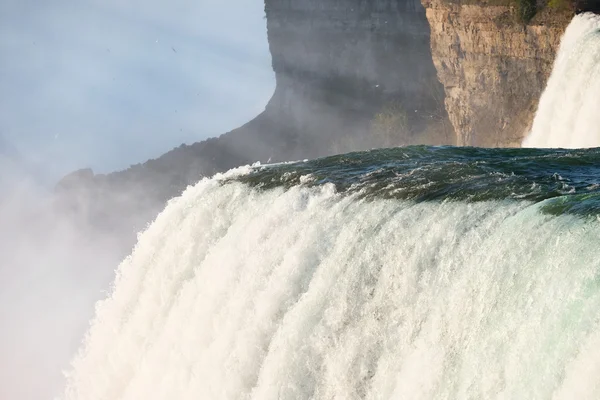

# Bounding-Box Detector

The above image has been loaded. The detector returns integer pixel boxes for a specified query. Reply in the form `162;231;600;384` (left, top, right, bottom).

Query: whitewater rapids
62;156;600;399
523;12;600;148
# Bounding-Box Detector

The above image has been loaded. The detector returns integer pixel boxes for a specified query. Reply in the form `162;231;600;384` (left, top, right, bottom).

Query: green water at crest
227;146;600;217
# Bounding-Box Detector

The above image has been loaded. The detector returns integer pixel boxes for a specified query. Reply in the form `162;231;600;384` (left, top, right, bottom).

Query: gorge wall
263;0;451;154
422;0;572;146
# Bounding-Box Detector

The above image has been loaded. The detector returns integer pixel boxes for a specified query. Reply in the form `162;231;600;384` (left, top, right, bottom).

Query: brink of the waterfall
62;147;600;400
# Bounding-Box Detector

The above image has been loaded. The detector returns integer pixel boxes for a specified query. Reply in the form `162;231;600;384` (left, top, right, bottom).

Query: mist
0;1;273;398
0;179;121;399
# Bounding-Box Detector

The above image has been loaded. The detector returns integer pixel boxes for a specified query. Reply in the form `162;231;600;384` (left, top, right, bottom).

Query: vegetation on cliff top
447;0;575;24
516;0;537;22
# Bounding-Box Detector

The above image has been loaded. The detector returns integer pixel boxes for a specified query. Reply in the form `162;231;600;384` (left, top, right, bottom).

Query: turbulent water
523;12;600;148
63;146;600;399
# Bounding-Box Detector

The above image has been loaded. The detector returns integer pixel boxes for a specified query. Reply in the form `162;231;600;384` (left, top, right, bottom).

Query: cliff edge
422;0;572;146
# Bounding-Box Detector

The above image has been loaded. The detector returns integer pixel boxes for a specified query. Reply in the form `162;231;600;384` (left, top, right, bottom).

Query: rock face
263;0;451;155
422;0;571;146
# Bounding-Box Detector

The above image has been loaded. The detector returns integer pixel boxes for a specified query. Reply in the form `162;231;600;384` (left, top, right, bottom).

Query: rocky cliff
422;0;572;146
263;0;451;154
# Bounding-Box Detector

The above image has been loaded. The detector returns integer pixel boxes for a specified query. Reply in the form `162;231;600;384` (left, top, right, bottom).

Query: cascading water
523;12;600;148
62;147;600;399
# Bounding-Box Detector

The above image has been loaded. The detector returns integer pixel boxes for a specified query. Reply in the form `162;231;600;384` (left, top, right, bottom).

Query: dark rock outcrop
263;0;451;155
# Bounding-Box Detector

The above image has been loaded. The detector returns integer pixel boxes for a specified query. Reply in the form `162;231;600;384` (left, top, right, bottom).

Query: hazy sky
0;0;275;184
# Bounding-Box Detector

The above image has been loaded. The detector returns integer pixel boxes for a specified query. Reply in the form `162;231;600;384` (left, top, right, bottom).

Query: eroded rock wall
422;0;570;146
263;0;451;154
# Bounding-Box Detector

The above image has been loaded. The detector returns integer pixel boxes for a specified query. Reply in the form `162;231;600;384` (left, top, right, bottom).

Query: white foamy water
61;168;600;399
523;13;600;148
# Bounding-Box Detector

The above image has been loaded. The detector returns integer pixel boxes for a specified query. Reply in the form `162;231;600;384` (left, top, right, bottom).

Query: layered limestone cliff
422;0;571;146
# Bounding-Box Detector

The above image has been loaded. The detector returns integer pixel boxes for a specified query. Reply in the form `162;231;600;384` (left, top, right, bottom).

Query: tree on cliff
516;0;537;22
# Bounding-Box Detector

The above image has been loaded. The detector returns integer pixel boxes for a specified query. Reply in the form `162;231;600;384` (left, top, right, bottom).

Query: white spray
62;167;600;399
523;13;600;148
